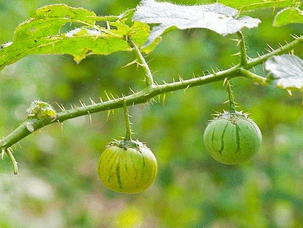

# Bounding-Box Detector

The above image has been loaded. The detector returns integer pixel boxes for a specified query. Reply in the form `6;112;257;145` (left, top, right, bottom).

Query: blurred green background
1;0;303;227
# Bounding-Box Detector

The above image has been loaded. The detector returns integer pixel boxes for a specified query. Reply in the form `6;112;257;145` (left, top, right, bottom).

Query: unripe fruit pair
97;109;262;193
203;111;262;165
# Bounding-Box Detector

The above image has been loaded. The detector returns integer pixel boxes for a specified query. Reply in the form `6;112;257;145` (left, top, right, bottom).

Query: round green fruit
203;111;262;165
98;140;158;194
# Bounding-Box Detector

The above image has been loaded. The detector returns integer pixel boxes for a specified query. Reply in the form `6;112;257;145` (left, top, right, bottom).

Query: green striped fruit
98;140;158;194
203;111;262;165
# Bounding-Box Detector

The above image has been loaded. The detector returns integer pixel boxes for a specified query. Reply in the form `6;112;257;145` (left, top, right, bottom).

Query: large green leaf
265;55;303;91
0;4;157;71
273;7;303;26
133;0;261;47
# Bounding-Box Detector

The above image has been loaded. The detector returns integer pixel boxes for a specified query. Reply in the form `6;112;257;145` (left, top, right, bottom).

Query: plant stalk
237;31;248;67
123;100;132;141
129;38;154;87
226;80;236;113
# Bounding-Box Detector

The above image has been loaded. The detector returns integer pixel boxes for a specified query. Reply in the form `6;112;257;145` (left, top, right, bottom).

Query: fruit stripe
139;151;146;182
210;122;220;153
129;151;138;179
103;149;124;189
124;155;129;174
218;121;230;154
236;121;254;154
243;128;254;151
209;119;255;155
106;150;120;183
235;123;241;153
210;122;217;153
243;120;260;150
116;157;123;190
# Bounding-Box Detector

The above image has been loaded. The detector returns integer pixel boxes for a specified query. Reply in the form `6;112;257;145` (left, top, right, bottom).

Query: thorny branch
0;34;302;174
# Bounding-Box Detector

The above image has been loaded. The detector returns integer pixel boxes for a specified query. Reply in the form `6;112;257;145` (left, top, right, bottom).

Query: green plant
0;1;302;181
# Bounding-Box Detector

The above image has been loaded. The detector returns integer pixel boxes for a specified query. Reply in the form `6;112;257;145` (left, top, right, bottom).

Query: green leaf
273;7;303;26
128;21;162;54
265;55;303;90
0;27;130;70
0;4;157;71
133;0;261;47
219;0;300;10
14;4;97;41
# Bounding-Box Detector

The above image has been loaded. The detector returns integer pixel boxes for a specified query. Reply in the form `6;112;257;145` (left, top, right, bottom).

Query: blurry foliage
0;0;303;228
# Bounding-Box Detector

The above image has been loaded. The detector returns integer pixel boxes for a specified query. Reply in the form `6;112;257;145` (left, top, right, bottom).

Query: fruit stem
123;100;132;141
226;79;236;113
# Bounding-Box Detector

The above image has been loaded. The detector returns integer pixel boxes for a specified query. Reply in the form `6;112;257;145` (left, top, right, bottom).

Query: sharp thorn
60;122;64;137
55;102;65;111
88;111;93;124
17;142;22;149
107;110;111;121
60;103;66;111
104;91;111;101
266;43;274;51
157;95;161;102
1;148;5;160
109;93;116;100
79;99;86;107
210;67;216;75
129;87;136;94
89;97;96;105
223;78;228;85
106;21;110;30
178;75;183;82
162;93;166;106
123;59;138;68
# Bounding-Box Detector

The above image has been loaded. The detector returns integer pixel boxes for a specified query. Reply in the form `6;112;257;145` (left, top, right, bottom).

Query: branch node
239;68;268;85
